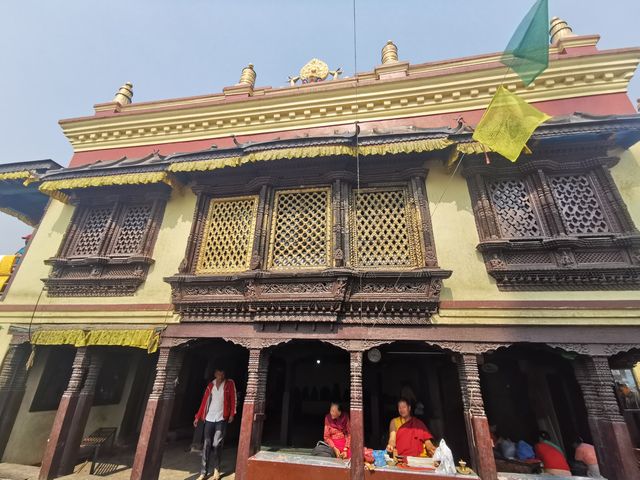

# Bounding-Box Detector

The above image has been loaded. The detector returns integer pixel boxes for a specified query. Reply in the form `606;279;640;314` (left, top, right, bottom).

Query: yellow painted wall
0;143;637;326
0;187;197;316
3;347;56;465
2;347;144;465
427;143;640;305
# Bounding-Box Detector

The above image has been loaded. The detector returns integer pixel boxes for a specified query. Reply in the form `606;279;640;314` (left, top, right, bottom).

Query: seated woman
534;430;571;476
324;402;351;459
386;398;436;457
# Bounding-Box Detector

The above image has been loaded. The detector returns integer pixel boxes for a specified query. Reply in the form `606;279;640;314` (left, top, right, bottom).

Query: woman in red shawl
324;402;351;459
386;398;435;457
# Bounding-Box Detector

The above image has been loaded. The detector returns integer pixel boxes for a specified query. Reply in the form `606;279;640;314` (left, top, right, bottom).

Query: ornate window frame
44;186;168;296
166;157;451;324
464;155;640;291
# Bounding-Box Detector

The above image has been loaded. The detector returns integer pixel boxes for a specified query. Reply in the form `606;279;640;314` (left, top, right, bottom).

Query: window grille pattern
70;207;113;256
111;204;154;255
196;196;258;274
351;188;420;268
268;188;331;269
489;179;541;238
550;175;609;234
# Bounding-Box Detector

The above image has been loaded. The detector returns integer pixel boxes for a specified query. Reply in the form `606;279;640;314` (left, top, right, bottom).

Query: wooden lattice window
65;201;158;258
350;187;423;268
111;204;155;255
489;179;542;238
268;188;332;269
196;196;259;274
549;174;610;235
69;206;115;256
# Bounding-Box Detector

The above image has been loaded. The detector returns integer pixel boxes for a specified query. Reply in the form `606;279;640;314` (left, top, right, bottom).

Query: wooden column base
131;396;175;480
469;414;497;480
236;401;256;480
597;418;640;480
39;394;81;480
350;409;364;480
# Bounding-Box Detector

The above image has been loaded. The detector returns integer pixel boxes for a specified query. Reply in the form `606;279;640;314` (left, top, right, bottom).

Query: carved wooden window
549;174;610;235
110;204;156;255
350;187;423;268
46;194;167;297
268;188;331;269
68;206;115;256
489;179;543;238
63;201;158;259
465;161;640;291
195;196;259;274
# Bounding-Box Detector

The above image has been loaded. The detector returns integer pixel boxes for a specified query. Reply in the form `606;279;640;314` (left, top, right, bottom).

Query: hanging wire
351;0;364;325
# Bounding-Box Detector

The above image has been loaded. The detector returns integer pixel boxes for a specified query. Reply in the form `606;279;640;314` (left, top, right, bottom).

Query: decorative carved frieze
168;269;450;324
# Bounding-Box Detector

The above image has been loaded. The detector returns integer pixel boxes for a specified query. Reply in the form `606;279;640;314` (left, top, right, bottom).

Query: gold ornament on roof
288;58;342;86
381;40;399;64
112;82;133;106
549;16;575;45
238;63;257;87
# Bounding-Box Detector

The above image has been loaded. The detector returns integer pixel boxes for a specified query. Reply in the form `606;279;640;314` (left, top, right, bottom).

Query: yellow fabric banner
30;329;160;353
472;86;551;162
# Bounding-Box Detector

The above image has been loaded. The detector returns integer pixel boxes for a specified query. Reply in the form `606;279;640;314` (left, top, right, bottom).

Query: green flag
501;0;549;86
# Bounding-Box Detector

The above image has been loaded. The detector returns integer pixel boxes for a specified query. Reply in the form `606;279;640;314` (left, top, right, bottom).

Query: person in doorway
386;398;436;457
194;367;237;480
534;430;571;476
323;402;351;459
573;437;601;478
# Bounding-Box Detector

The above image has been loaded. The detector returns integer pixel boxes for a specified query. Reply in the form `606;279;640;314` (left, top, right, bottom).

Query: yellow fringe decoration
358;138;453;156
168;156;242;173
38;172;181;202
169;140;452;173
0;171;31;181
0;206;37;226
30;328;160;353
448;142;533;166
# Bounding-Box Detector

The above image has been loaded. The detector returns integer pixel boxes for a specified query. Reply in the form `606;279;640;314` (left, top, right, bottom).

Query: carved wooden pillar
457;354;497;480
39;347;90;480
237;348;259;480
58;351;104;475
251;349;270;453
573;357;609;477
575;355;640;480
130;347;184;480
0;342;30;459
350;350;364;480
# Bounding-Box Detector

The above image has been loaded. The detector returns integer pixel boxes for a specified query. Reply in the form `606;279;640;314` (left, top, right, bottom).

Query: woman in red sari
324;402;351;459
387;398;436;457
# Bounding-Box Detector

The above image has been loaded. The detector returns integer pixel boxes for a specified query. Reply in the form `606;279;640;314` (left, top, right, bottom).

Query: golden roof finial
239;64;257;87
550;17;575;45
112;82;133;106
381;40;399;64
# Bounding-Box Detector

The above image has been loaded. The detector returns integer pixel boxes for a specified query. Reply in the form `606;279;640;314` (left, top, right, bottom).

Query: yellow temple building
0;16;640;480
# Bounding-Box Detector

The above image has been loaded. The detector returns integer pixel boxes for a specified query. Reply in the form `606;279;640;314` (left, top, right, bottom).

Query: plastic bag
433;439;456;474
516;440;535;460
373;450;387;467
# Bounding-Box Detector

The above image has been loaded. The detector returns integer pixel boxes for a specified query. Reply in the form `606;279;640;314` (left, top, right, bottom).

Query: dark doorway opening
481;344;590;459
262;340;349;449
170;339;249;447
363;341;470;463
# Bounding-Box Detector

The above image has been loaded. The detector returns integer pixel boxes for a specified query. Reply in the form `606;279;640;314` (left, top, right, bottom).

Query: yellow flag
473;86;551;162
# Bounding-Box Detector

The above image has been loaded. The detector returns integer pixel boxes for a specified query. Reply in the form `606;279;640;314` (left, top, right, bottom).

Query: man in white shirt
194;367;237;480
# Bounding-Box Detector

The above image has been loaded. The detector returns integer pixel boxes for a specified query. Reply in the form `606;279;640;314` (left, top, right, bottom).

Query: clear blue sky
1;0;639;252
